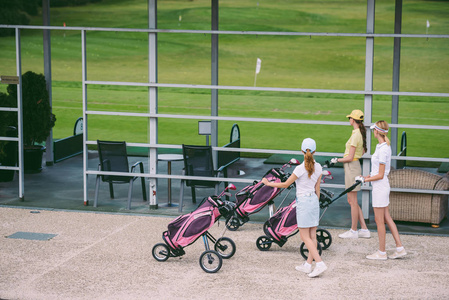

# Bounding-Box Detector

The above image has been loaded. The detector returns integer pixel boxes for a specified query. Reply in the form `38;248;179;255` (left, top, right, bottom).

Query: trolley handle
327;180;363;206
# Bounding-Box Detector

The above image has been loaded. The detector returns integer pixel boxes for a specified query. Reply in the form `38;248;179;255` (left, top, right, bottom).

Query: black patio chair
94;140;147;210
179;144;222;212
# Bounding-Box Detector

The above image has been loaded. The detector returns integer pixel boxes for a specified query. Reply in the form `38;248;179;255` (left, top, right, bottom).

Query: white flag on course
426;20;430;28
255;58;262;74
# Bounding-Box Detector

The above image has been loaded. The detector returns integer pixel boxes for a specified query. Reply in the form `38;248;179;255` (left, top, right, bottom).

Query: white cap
301;138;316;153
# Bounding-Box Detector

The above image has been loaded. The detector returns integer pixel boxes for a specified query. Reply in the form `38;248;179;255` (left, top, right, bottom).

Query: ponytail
355;119;367;153
304;149;315;178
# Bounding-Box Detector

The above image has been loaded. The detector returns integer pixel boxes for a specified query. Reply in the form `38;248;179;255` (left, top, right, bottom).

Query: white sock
360;229;369;232
397;246;404;252
304;262;312;267
350;229;357;233
316;261;325;267
379;250;386;255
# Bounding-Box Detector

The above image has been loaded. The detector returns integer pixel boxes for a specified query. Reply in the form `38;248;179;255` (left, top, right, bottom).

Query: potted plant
6;71;56;173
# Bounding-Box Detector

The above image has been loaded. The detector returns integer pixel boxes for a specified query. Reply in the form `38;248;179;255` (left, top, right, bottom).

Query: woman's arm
261;173;298;189
337;146;356;163
364;164;385;182
315;175;322;198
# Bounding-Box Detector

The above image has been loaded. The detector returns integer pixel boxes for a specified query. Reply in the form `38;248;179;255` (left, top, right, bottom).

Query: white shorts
371;178;390;208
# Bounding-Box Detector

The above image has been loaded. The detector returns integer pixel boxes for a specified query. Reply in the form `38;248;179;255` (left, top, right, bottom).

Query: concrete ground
1;207;448;299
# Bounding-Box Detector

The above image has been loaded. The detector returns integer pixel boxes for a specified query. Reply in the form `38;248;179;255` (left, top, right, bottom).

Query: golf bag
163;194;234;256
263;189;335;247
225;159;299;231
256;181;363;258
234;167;290;220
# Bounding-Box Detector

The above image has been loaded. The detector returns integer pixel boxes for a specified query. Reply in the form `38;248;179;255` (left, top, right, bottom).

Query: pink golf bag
256;190;334;259
257;181;363;259
264;199;298;247
226;159;299;231
153;184;237;273
162;195;229;253
235;168;288;216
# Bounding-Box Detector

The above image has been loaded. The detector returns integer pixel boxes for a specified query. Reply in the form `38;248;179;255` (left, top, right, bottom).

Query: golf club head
226;183;237;191
288;158;300;165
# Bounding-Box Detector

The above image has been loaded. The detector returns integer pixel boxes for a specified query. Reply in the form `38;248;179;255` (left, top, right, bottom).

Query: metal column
82;30;89;205
362;0;376;221
148;0;158;209
43;0;53;166
391;0;403;168
211;0;219;163
16;28;24;200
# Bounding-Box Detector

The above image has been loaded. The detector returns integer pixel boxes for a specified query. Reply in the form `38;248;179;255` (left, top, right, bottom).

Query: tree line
0;0;102;36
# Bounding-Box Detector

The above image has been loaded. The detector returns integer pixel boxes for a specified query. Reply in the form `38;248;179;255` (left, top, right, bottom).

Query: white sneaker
358;229;371;238
295;262;312;274
308;263;327;278
338;230;358;239
366;251;387;260
389;249;407;259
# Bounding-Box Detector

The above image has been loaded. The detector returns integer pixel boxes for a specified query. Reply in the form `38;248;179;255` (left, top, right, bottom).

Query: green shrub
7;71;56;147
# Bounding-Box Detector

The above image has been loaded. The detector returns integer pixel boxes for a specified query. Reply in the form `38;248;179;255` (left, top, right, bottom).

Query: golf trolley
256;180;363;259
226;159;299;231
152;184;237;273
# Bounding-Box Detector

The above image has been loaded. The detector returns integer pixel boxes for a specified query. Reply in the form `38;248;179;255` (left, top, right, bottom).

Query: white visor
370;124;388;134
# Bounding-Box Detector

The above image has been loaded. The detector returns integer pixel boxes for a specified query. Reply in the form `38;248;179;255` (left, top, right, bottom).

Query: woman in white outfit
262;138;327;278
357;121;407;260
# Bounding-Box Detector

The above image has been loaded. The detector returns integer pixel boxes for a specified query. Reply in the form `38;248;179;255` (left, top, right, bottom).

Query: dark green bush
7;71;56;147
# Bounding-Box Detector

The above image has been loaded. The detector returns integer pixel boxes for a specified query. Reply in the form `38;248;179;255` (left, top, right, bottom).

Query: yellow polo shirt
343;128;364;160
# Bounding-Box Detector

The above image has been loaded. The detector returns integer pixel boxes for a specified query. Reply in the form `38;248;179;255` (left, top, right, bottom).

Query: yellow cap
346;109;364;121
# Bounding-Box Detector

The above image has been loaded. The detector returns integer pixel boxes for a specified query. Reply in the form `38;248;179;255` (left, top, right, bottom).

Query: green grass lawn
0;0;448;160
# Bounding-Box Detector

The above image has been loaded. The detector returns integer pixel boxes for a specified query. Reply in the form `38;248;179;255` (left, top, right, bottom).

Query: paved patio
1;207;448;299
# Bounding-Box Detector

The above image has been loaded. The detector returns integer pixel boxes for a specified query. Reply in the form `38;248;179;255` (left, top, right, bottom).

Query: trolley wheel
226;216;241;231
256;235;272;251
316;229;332;250
299;241;322;260
214;237;236;259
152;243;170;262
199;250;223;273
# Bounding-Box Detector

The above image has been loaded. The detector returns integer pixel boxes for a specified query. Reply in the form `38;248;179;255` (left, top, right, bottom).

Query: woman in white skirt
262;138;326;278
357;121;407;260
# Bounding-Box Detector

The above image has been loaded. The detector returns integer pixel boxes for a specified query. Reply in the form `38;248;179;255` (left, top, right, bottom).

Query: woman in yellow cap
331;109;370;239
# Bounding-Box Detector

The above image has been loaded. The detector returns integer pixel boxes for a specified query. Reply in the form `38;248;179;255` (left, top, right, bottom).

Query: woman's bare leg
299;227;322;263
373;207;386;252
348;191;368;230
384;207;403;247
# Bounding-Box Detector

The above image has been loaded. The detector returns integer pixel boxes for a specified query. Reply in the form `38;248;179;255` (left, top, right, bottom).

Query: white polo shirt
370;142;391;177
293;162;322;197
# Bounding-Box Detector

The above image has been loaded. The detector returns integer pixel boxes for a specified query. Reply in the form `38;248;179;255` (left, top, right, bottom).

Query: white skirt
372;178;390;208
296;194;319;228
